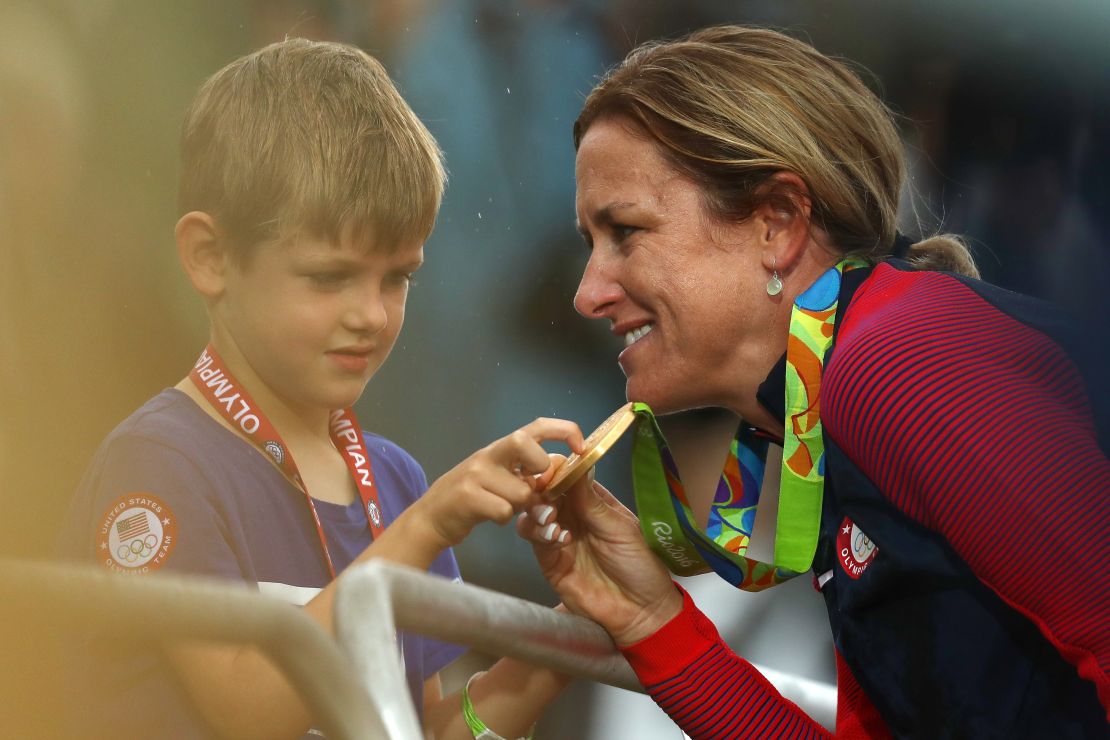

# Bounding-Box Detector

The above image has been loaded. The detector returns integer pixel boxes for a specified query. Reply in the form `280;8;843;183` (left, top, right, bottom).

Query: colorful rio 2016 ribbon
632;258;863;591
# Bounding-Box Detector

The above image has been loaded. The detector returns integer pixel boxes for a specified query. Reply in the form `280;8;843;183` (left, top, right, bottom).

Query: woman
519;25;1109;738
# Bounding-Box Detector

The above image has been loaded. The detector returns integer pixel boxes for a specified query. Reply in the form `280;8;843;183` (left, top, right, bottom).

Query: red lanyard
189;345;384;579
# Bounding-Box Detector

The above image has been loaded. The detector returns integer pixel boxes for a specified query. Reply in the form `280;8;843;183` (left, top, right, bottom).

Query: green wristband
461;671;535;740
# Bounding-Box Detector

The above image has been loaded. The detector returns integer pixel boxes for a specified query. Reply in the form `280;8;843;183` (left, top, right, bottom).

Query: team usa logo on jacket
96;494;178;574
836;517;878;579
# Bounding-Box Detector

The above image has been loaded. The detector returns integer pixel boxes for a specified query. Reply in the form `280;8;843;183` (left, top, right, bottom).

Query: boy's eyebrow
295;252;424;270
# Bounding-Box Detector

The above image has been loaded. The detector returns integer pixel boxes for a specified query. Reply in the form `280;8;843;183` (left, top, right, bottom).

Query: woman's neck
725;244;841;437
718;326;788;438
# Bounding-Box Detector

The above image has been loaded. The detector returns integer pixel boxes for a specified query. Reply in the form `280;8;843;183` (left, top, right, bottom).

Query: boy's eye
386;272;416;289
308;272;347;287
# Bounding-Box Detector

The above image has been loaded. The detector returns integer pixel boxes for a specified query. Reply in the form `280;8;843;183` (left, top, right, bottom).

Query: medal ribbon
633;258;863;589
189;345;384;579
776;257;864;570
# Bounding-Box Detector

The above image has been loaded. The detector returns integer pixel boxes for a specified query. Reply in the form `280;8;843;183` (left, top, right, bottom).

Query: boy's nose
346;290;389;334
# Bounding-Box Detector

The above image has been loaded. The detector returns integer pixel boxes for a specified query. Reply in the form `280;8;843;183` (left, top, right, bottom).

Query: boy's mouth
326;346;374;373
330;345;374;355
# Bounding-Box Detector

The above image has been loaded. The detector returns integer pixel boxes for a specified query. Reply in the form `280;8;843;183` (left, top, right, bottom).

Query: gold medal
545;402;636;497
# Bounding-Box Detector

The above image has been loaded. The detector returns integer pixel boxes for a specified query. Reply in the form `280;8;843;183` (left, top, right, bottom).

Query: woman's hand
517;469;682;646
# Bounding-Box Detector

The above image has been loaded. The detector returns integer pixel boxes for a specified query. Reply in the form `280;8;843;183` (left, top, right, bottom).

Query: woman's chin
626;379;689;417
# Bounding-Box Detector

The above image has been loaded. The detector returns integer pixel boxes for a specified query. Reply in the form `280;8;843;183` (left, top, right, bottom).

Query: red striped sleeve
620;584;834;739
822;264;1110;717
833;653;890;740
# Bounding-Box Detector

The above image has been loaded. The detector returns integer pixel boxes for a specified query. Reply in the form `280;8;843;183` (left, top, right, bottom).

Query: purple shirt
60;389;465;738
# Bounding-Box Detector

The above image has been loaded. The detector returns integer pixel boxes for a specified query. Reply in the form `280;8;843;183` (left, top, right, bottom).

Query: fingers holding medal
421;417;586;548
541;403;634;498
519;403;637;548
517;459;577;547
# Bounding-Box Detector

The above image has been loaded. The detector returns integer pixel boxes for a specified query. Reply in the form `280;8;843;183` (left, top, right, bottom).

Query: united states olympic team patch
836;516;878;579
96;494;177;574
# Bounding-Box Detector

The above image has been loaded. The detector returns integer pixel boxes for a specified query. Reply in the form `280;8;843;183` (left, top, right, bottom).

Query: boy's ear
176;211;230;299
753;172;813;273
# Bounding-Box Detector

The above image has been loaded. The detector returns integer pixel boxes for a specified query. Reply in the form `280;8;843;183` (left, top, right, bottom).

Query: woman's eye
612;224;640;241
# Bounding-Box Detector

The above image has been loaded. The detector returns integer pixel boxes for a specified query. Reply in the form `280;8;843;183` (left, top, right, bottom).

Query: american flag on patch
116;512;150;540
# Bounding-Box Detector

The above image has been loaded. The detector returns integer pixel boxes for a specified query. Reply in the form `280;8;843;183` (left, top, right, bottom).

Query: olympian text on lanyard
190;345;384;579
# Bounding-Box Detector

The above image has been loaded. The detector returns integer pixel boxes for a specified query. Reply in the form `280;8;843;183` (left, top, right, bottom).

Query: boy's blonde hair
179;38;444;258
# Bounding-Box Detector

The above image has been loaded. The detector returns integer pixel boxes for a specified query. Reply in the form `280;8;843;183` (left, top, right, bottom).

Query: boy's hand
418;418;584;550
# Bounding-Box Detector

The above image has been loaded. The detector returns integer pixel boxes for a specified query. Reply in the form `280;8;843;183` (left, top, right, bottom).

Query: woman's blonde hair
179;38;444;258
575;25;977;277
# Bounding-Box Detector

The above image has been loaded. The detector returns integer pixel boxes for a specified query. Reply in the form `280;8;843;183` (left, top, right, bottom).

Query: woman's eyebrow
576;201;637;232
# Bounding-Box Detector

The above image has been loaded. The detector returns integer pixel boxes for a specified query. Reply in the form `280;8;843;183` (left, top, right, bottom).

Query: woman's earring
766;258;783;296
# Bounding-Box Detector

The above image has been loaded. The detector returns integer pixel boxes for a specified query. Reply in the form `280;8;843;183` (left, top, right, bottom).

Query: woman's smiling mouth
624;323;654;347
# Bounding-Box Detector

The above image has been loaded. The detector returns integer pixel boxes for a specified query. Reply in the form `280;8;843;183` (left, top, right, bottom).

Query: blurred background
2;0;1108;736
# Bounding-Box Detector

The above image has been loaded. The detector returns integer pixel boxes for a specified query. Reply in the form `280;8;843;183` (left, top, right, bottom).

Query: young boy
60;38;583;739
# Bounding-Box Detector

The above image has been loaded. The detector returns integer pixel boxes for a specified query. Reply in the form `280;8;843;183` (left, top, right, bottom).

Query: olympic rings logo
115;533;160;563
852;529;876;562
97;496;178;573
264;441;285;464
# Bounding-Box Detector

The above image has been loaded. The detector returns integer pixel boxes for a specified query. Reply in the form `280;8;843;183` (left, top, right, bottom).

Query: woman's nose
573;253;623;319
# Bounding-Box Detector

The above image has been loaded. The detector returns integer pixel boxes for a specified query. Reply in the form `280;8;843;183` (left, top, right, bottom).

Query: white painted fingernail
541;523;558;542
557;531;570;544
534;505;555;526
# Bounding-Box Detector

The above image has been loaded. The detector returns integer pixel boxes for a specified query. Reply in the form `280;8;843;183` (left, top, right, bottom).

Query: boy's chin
303;383;368;412
326;388;368;411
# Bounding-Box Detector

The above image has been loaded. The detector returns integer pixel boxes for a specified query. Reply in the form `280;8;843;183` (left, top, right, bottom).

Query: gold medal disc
545;402;636;497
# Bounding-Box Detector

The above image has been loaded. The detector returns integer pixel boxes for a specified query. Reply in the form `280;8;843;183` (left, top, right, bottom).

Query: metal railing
1;558;837;738
334;559;644;738
337;561;837;735
0;558;380;739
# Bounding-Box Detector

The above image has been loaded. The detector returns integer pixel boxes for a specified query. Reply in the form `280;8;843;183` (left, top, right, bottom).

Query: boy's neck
176;371;359;506
181;336;362;506
182;338;334;444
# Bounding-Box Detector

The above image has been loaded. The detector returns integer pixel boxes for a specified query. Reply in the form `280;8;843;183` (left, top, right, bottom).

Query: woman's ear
753;172;812;273
176;211;229;300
